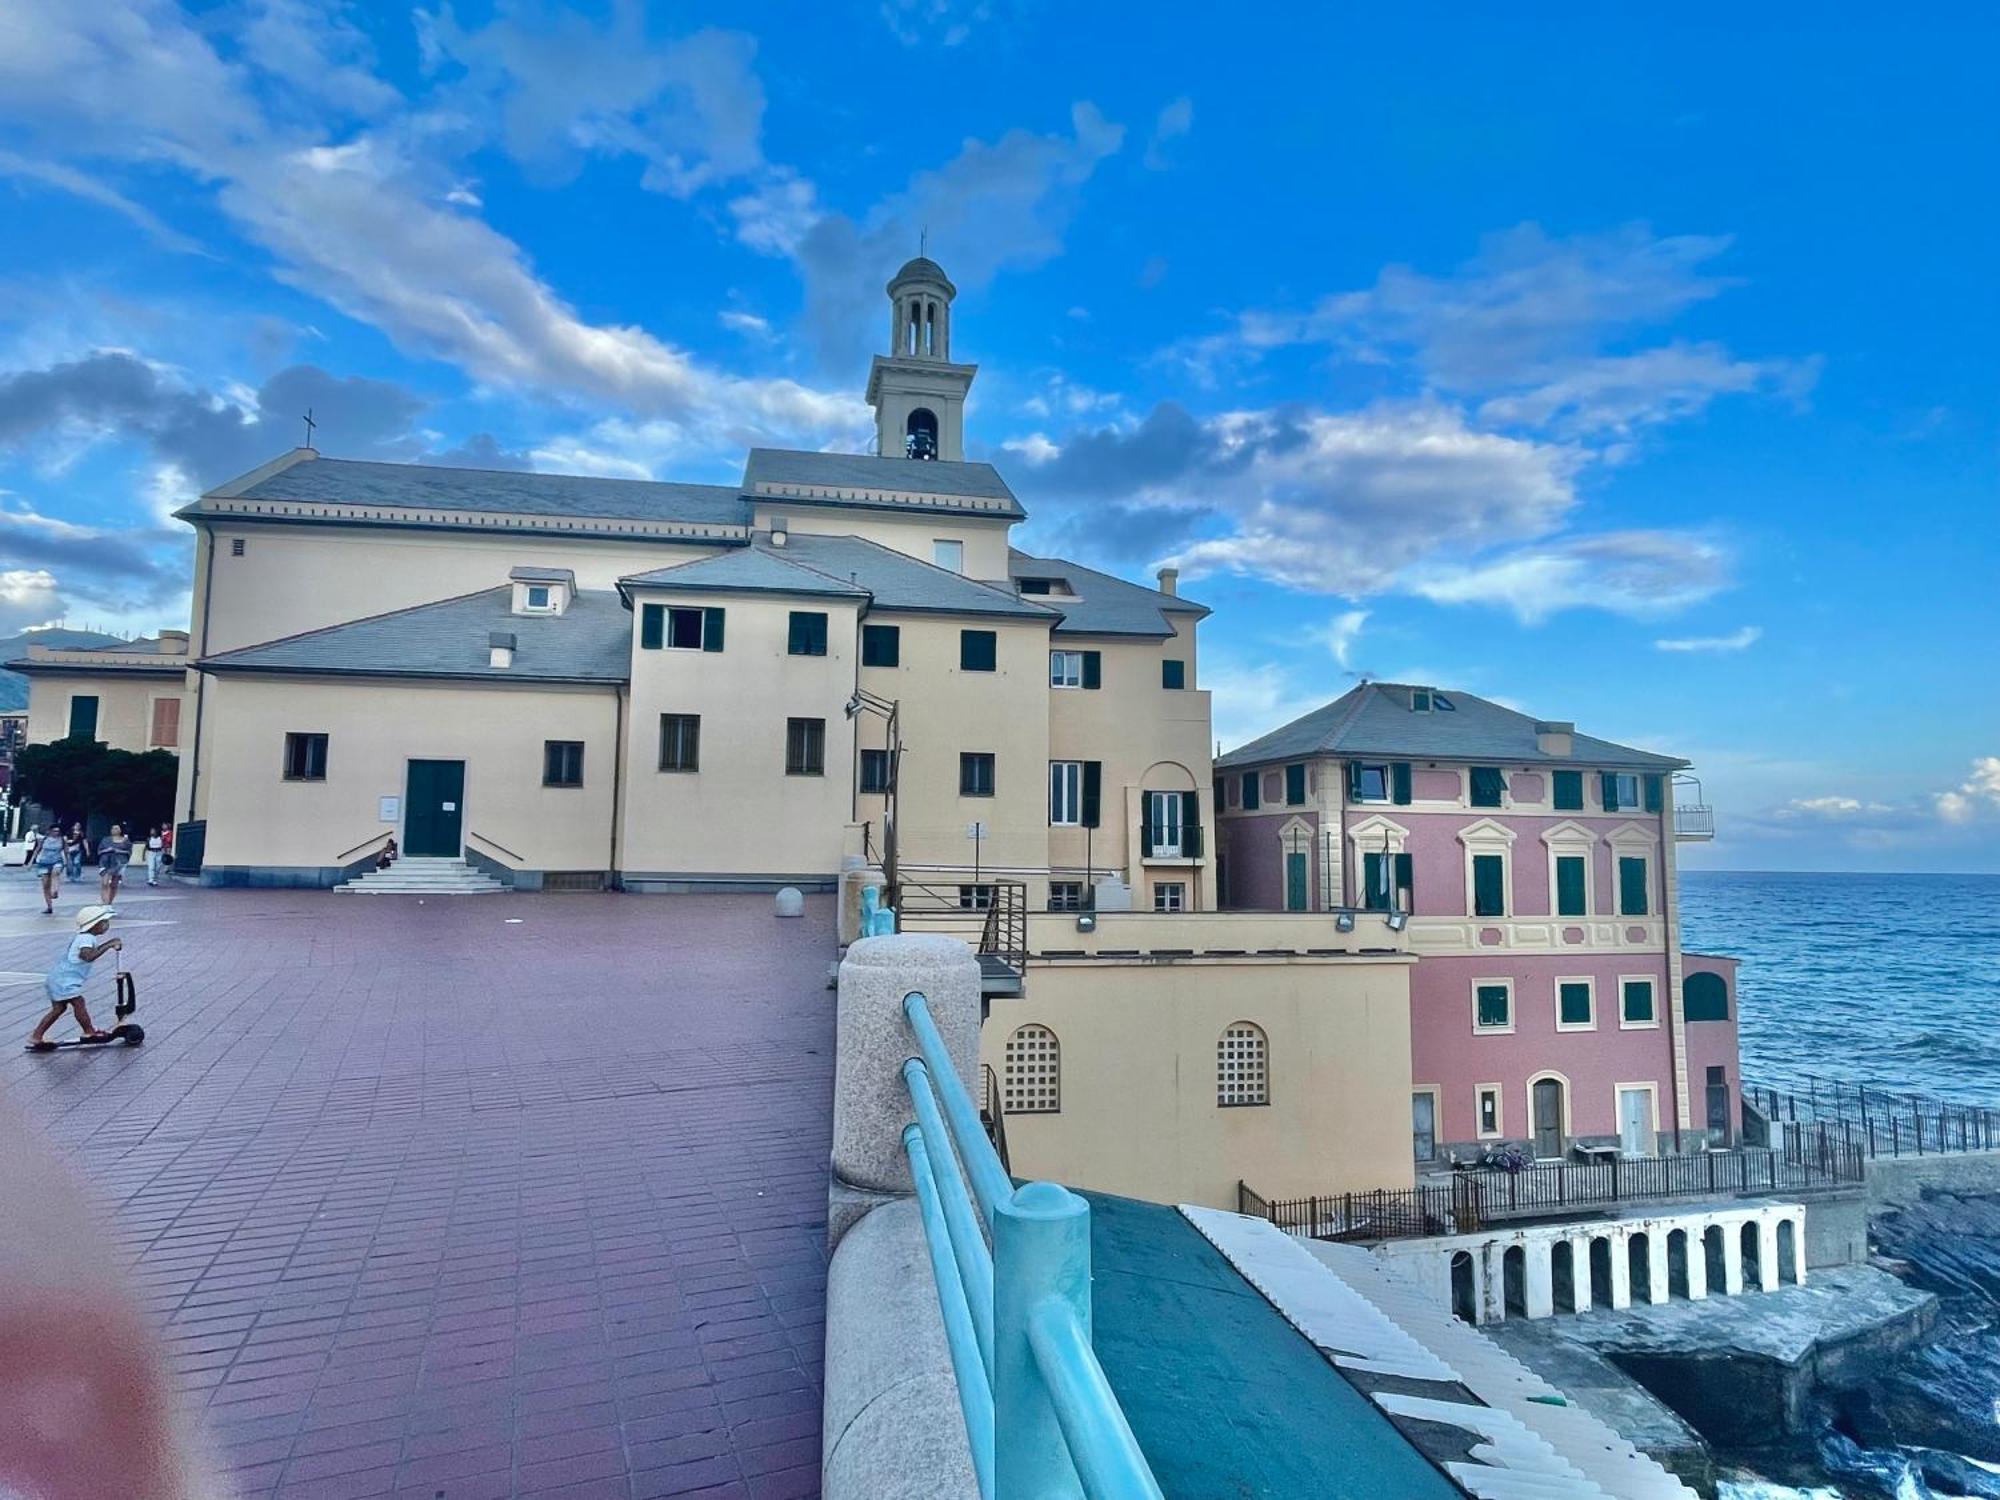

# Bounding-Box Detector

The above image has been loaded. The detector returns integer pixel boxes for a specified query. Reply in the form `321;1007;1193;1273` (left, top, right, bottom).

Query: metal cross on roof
302;408;316;447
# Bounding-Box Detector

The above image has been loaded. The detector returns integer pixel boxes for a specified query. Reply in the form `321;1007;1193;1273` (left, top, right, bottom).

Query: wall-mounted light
1076;913;1097;933
1335;911;1356;933
1387;911;1409;933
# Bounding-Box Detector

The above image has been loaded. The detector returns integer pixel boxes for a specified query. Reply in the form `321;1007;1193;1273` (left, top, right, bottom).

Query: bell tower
866;256;977;461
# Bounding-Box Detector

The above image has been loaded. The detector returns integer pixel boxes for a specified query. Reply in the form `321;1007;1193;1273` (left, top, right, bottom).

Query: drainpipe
608;686;625;883
1661;786;1684;1152
184;523;217;823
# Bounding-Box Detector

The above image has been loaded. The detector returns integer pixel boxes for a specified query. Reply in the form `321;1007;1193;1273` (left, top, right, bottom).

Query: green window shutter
1556;856;1587;916
1346;762;1362;799
787;611;827;656
1395;852;1414;906
68;695;100;739
1623;980;1655;1024
1241;771;1260;811
1476;985;1510;1029
1081;761;1101;827
1181;790;1201;858
1685;971;1730;1022
1552;770;1583;811
1559;982;1593;1026
1619;856;1649;916
702;607;725;652
1472;854;1505;916
1643;774;1664;814
1391;762;1412;805
1363;852;1386;911
1139;814;1154;856
1600;771;1619;811
640;603;664;650
1082;650;1102;689
1286;763;1306;805
1470;766;1504;807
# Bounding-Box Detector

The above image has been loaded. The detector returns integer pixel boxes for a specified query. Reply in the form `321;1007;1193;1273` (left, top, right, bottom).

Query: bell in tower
866;255;977;462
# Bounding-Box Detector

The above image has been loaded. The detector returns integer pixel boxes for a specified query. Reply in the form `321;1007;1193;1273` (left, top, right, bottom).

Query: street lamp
845;689;902;899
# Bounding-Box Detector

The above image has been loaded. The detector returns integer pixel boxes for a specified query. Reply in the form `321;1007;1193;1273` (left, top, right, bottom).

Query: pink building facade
1215;683;1740;1168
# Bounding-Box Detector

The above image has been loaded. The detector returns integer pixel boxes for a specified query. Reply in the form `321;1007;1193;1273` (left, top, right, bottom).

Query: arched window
905;407;939;460
1684;971;1730;1022
1003;1024;1060;1114
1217;1022;1269;1107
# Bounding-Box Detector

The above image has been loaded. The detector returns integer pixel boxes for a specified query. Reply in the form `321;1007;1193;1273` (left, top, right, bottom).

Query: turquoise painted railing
899;989;1163;1500
861;885;897;937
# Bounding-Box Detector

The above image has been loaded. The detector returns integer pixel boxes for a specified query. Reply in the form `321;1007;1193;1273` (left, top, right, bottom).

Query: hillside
0;627;129;711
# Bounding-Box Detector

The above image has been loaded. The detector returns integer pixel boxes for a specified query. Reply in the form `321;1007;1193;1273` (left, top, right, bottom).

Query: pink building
1214;682;1739;1168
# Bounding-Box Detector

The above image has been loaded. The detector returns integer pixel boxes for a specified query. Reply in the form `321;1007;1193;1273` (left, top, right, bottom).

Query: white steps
336;856;507;895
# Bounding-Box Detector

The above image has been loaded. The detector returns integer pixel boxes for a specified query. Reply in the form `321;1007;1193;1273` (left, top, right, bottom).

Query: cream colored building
11;633;191;753
981;910;1421;1209
159;257;1216;901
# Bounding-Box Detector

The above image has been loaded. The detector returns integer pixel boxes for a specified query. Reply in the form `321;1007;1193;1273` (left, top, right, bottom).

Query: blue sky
0;3;1995;870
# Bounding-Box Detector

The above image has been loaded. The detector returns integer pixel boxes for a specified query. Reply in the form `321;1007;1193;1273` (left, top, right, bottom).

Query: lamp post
845;688;903;903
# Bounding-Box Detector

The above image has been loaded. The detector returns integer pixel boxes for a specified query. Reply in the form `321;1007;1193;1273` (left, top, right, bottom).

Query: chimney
489;631;516;670
771;517;789;547
1156;566;1179;597
1535;720;1574;758
158;629;190;655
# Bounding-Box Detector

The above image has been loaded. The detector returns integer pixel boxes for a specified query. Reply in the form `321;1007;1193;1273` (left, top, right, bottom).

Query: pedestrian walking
31;823;64;914
62;822;87;881
145;825;166;886
98;823;133;904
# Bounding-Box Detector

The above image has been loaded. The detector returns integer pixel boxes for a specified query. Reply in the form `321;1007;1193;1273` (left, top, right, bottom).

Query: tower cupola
867;254;977;461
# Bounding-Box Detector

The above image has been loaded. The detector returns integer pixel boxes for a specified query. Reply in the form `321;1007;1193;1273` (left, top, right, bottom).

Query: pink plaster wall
1683;952;1743;1135
1219;809;1318;910
1413;769;1459;799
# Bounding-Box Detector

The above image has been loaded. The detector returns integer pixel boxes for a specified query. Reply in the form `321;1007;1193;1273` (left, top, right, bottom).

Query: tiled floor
0;878;834;1499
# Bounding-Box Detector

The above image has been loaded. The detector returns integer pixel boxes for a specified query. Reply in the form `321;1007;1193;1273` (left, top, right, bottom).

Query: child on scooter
25;904;121;1053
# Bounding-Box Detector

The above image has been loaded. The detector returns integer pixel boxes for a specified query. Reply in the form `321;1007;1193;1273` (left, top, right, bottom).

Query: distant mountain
0;627;130;712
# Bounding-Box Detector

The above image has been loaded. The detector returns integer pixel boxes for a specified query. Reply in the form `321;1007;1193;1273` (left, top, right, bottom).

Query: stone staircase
335;856;507;895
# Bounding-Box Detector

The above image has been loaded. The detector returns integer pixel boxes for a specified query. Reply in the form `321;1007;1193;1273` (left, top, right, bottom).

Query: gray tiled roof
201;589;630;683
774;534;1055;618
743;449;1022;515
1216;683;1685;771
215;457;746;526
621;546;871;599
1008;550;1208;638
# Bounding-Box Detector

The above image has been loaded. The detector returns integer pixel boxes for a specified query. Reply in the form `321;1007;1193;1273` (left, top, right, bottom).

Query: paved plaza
0;875;835;1499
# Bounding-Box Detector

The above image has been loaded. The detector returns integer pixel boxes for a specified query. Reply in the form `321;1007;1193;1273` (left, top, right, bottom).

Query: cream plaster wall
981;953;1418;1210
197;674;621;873
856;612;1053;883
619;591;863;878
25;672;184;753
752;508;1015;581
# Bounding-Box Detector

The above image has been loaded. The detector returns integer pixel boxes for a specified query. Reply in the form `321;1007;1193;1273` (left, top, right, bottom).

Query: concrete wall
980;947;1419;1209
1863;1147;2000;1208
25;670;185;754
196;673;621;880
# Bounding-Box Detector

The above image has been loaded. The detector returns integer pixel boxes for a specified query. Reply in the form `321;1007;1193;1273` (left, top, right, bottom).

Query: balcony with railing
1673;774;1715;841
1138;817;1203;864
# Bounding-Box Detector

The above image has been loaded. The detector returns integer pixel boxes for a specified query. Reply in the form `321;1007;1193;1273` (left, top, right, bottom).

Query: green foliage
11;735;178;830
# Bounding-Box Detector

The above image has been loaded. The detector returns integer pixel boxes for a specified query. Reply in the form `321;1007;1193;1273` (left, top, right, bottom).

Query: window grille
1217;1022;1269;1107
1003;1025;1060;1114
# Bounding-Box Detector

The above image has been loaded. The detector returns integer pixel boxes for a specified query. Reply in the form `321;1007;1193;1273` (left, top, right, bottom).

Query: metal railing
981;1062;1012;1175
1672;804;1715;840
900;989;1161;1499
1747;1074;2000;1158
1248;1141;1866;1243
894;877;1029;979
1138;821;1203;860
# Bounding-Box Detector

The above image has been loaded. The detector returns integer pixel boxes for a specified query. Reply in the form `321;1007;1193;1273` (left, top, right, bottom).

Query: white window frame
1146;789;1184;858
1153;881;1186;913
1347;814;1409;909
1475;1082;1505;1140
1350;762;1392;804
1471;977;1515;1035
1526;1070;1575;1157
1554;976;1598;1033
665;605;710;651
1619;974;1661;1030
523;584;554;612
932;538;964;574
1609;772;1642;811
1540;821;1596;919
1412;1086;1442;1163
1049;760;1083;825
1049;650;1084;689
1459;817;1517;920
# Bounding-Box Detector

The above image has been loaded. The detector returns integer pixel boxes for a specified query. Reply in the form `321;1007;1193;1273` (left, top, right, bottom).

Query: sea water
1682;873;2000;1499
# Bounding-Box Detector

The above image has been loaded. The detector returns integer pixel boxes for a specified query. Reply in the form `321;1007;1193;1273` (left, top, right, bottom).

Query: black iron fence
1747;1074;2000;1159
1244;1138;1865;1244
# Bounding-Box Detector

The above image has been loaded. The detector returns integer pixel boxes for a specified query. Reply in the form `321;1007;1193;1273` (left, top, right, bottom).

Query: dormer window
524;585;553;612
510;567;574;616
1410;687;1455;712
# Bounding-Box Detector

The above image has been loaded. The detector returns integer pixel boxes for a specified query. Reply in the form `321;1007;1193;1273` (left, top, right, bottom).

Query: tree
11;735;178;830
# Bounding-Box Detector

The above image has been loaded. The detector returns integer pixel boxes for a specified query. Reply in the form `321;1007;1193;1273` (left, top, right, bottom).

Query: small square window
961;630;997;672
1050;650;1083;688
283;732;328;781
1622;979;1657;1026
1048;881;1085;912
1558;980;1594;1029
861;624;900;667
1612;773;1642;810
543;740;584;787
1352;763;1389;802
669;607;707;650
525;584;553;611
859;749;893;793
1474;982;1512;1032
960;752;995;797
933;539;964;573
959;883;995;911
1161;659;1186;690
786;717;825;776
1470;766;1507;807
787;611;828;656
659;714;700;772
1153;882;1186;913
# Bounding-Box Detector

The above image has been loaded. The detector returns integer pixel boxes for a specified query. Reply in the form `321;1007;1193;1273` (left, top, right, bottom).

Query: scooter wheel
117;1024;145;1045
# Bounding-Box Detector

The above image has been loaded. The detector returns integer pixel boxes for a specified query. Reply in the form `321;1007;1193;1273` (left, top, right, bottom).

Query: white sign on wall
379;796;400;822
966;822;986;841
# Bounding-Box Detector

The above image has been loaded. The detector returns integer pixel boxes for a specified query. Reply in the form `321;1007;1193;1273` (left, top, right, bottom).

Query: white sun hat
74;904;116;930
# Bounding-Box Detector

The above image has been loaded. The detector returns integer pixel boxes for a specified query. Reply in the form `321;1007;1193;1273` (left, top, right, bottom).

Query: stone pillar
1645;1230;1670;1306
1687;1231;1709;1300
1609;1231;1632;1309
1757;1219;1781;1291
1528;1240;1560;1320
1722;1223;1745;1295
1569;1235;1593;1312
829;934;983;1249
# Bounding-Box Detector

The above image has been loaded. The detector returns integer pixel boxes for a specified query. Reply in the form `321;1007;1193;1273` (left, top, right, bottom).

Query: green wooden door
404;760;465;856
1284;851;1309;911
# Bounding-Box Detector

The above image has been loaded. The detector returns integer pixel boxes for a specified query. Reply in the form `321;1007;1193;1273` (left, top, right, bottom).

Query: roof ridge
297;455;739;493
201;586;509;664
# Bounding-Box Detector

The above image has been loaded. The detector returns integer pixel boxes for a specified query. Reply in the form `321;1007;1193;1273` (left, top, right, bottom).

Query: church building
160;258;1217;900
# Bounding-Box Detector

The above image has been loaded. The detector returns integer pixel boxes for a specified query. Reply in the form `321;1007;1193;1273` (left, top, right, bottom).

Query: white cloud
0;568;63;633
1937;757;2000;823
1655;625;1762;653
718;309;773;339
879;0;996;48
0;149;206;256
1407;532;1731;623
1778;796;1893;819
1144;96;1193;170
1325;609;1368;670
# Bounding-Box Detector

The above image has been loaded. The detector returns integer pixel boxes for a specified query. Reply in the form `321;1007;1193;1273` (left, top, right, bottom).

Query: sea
1678;872;2000;1500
